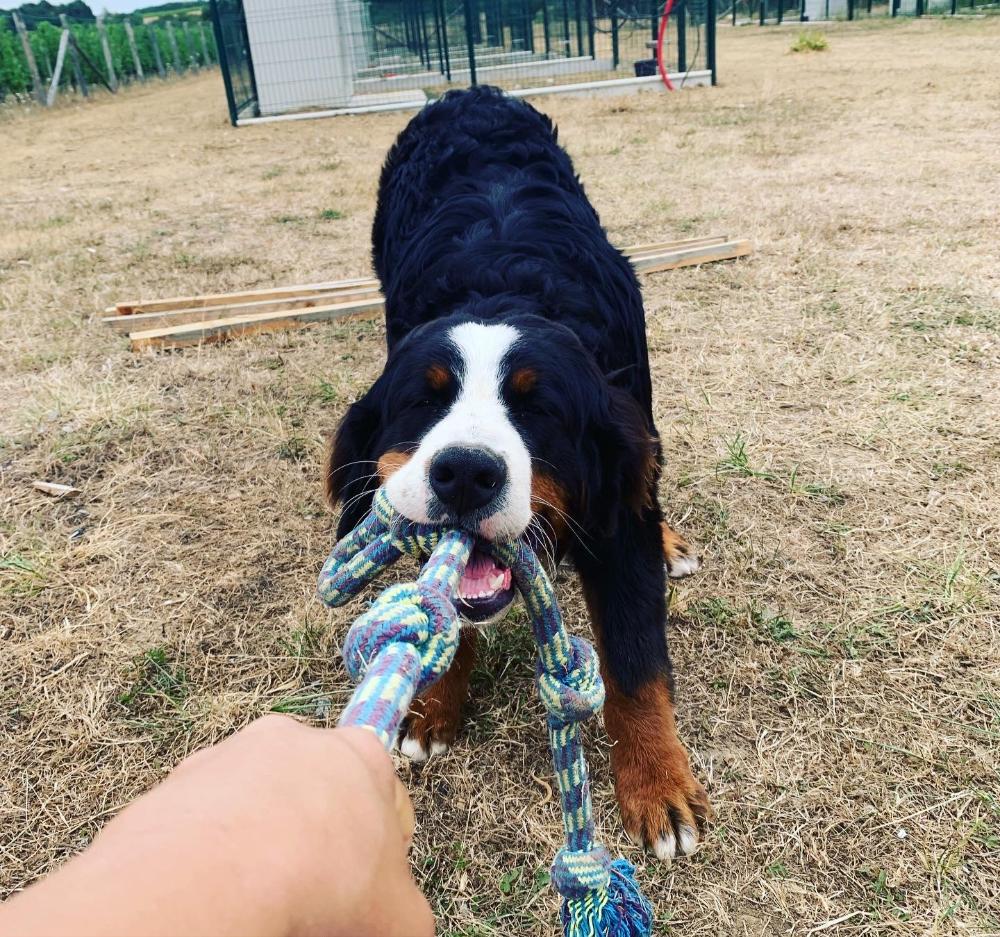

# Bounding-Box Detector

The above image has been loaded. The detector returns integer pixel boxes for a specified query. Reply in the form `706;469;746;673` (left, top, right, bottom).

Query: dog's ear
581;379;659;537
325;379;384;538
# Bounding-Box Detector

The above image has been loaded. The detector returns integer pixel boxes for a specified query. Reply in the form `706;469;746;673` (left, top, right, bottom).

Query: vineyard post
59;14;88;96
166;21;183;73
96;15;119;91
45;28;70;106
182;21;200;71
149;25;166;78
13;11;46;105
124;21;145;80
198;23;212;64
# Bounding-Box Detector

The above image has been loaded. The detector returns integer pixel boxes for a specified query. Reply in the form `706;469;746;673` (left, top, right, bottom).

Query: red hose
656;0;677;90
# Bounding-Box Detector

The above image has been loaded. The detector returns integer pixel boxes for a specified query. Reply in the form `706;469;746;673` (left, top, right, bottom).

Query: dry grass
3;18;1000;935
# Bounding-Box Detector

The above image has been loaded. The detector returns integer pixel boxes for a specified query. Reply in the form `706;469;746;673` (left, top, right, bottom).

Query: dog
326;85;710;862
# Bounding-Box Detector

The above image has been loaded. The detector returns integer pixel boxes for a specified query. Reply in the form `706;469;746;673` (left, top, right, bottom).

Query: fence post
13;12;46;105
707;0;716;83
676;0;687;72
149;25;166;77
96;15;119;91
462;0;478;83
778;0;784;24
124;21;145;80
166;21;183;72
759;0;765;24
542;0;552;55
847;0;854;17
209;0;238;125
436;0;452;78
610;6;619;68
58;15;88;97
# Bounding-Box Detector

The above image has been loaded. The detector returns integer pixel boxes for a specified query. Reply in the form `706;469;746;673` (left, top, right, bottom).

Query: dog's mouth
454;544;516;622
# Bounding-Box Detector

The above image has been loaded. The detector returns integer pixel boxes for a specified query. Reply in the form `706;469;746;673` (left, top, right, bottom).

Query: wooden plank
102;286;383;332
129;297;386;351
109;235;725;317
631;239;752;274
113;277;380;316
113;234;753;351
622;234;727;257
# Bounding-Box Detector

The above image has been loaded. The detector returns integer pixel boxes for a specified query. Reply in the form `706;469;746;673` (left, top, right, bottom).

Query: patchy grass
2;16;1000;936
791;30;829;52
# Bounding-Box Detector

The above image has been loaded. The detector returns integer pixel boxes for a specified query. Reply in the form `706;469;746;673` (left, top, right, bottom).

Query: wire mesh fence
211;0;717;125
722;0;994;23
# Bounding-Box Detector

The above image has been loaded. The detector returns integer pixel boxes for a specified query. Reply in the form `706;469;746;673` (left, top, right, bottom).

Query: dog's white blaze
385;322;533;539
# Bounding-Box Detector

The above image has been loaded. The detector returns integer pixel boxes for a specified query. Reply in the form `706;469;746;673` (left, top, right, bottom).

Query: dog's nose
429;447;507;516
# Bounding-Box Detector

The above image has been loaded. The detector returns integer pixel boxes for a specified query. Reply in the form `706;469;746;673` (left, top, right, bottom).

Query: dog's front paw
661;523;702;579
615;744;712;863
399;730;450;762
397;692;462;762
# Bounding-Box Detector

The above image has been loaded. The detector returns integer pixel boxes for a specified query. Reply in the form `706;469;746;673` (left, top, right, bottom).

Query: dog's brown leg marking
584;601;711;861
602;674;711;858
661;521;701;579
402;628;478;755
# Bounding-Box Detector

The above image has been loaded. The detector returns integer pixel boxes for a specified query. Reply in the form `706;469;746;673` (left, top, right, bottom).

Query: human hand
1;715;433;937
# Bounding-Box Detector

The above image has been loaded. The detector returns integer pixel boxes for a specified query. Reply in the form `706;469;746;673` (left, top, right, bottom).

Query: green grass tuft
791;31;828;52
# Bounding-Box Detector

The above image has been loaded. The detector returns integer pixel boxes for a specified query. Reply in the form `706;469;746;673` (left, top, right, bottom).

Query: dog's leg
577;510;711;863
662;521;701;579
399;627;477;761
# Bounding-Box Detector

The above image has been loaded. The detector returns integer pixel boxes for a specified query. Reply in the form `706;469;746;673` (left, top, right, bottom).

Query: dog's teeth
489;573;504;590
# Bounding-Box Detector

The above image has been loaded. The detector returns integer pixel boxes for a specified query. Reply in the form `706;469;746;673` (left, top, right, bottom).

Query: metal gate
211;0;716;125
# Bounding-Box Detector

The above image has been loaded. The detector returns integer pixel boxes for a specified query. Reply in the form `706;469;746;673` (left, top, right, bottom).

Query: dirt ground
2;15;999;936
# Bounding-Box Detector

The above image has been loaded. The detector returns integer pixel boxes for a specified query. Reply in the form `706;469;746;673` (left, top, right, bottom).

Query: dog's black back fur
372;85;654;421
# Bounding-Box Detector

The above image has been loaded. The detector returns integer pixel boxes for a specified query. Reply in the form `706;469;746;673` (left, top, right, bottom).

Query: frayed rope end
560;859;654;937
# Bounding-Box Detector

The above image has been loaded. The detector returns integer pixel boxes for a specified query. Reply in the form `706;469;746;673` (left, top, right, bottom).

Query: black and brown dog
326;85;710;862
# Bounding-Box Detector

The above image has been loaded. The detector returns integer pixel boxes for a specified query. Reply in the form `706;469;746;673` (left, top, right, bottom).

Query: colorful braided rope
318;488;653;937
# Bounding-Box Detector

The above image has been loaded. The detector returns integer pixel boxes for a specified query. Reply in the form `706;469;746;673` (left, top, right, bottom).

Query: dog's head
326;311;656;622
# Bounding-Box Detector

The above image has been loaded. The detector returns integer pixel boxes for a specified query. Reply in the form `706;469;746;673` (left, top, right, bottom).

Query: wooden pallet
105;235;751;351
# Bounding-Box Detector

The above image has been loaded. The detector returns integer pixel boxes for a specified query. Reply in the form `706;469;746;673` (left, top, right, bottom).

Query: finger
334;726;398;799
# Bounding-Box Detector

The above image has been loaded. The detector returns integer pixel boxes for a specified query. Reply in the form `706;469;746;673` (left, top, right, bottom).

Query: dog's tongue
458;548;512;600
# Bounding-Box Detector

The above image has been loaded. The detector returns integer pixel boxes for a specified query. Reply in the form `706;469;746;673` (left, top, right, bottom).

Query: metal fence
724;0;994;23
210;0;717;125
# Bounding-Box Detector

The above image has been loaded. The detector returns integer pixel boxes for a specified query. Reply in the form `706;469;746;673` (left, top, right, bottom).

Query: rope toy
318;488;653;937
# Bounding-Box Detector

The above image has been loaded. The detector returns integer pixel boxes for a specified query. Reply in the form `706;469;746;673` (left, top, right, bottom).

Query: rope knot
551;846;612;901
537;635;605;725
343;581;460;694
